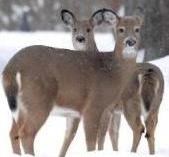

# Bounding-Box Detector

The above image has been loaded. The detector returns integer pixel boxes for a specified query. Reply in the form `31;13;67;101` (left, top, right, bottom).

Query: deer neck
114;42;137;64
87;35;98;52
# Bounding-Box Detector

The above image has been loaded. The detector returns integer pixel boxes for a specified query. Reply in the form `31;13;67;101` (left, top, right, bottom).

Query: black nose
76;36;85;43
126;39;136;47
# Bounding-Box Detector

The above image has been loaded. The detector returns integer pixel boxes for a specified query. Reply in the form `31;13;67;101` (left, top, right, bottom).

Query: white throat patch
73;42;86;51
122;46;137;59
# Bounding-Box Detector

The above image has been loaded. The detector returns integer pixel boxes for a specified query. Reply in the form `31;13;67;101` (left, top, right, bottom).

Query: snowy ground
0;32;168;157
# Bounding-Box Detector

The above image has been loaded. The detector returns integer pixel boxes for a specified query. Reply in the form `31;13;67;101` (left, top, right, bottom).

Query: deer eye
86;28;91;33
118;27;125;33
135;27;140;33
73;28;77;32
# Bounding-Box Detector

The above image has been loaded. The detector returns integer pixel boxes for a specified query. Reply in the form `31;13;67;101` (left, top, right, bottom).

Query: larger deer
62;9;164;155
2;9;142;156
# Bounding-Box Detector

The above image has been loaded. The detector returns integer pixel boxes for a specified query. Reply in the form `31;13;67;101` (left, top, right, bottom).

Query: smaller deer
61;9;100;52
97;62;164;154
58;9;100;157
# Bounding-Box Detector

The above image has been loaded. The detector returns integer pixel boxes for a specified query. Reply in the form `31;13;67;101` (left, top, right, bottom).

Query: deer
58;9;100;157
62;9;164;155
2;8;142;157
97;62;164;154
94;9;164;155
95;10;164;155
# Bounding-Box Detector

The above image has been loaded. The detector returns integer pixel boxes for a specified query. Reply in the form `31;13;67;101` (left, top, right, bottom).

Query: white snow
0;32;168;157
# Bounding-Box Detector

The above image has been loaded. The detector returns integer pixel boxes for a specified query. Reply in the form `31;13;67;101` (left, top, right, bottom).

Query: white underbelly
50;105;81;118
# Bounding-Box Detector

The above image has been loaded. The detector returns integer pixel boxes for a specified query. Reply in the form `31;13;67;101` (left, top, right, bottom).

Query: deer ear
102;9;119;27
61;9;76;26
90;9;105;27
134;6;144;26
135;16;144;26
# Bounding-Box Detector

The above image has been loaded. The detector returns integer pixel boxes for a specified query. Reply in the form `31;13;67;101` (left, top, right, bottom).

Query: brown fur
97;62;164;154
3;45;136;155
59;10;143;157
60;9;99;157
60;10;143;157
2;10;142;157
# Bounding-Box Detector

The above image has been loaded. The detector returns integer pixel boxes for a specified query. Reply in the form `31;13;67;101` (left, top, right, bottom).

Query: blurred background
0;0;169;61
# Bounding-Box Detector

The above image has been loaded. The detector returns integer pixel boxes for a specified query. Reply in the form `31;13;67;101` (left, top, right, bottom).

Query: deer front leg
145;112;158;154
97;109;111;150
59;117;80;157
83;106;103;151
10;119;21;154
109;112;121;151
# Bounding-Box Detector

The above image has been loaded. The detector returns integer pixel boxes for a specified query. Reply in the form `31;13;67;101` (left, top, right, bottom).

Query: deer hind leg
130;117;144;152
10;119;21;154
97;110;111;150
124;103;144;153
109;112;121;151
16;106;50;155
59;117;80;157
145;112;158;154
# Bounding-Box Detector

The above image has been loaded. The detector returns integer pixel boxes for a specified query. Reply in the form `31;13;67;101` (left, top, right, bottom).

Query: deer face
116;16;143;59
101;9;143;59
61;9;103;51
71;20;94;50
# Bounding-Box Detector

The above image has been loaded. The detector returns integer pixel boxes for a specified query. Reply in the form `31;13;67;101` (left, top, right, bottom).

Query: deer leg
97;110;111;150
10;119;21;154
124;109;144;152
83;106;102;151
59;117;80;157
17;108;50;155
130;117;144;152
145;112;158;154
109;112;121;151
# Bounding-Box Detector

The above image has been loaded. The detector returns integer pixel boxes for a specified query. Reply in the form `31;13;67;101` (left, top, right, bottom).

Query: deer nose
126;39;136;47
76;36;85;43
